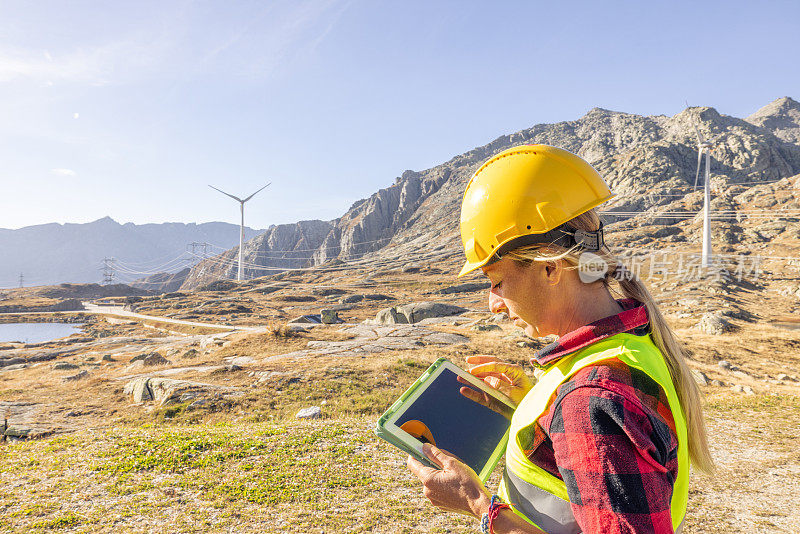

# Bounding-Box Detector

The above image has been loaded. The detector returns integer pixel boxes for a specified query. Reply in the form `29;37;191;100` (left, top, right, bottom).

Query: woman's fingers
459;386;488;406
469;362;519;379
485;376;503;390
464;355;499;365
424;444;464;466
407;455;438;478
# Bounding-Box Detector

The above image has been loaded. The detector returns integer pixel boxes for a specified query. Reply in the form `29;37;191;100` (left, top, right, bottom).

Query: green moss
7;503;52;518
96;429;274;475
91;423;376;509
30;512;86;529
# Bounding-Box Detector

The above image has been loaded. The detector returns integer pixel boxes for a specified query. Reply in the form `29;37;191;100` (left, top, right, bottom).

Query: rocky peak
745;96;800;144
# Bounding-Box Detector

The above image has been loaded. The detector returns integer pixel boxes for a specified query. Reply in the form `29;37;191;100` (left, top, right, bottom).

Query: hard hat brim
458;259;486;278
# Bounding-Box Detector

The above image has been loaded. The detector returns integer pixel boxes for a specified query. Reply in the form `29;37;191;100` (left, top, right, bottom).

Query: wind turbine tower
691;120;722;269
209;183;270;281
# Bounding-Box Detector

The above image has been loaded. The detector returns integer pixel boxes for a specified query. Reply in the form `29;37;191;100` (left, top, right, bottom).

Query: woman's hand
407;443;491;518
463;355;533;407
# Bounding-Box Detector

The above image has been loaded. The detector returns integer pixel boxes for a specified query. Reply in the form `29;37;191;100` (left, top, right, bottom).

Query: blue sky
0;0;798;230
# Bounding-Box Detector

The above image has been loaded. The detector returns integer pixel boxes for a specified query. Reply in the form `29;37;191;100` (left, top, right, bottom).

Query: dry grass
2;256;800;532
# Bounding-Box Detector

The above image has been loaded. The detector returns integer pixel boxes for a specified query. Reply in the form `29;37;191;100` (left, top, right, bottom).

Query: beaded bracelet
480;495;512;534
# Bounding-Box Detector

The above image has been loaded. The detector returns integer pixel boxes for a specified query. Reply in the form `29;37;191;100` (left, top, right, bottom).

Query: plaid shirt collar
532;298;649;367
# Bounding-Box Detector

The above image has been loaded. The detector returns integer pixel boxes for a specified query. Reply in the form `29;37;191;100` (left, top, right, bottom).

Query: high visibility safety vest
498;333;689;534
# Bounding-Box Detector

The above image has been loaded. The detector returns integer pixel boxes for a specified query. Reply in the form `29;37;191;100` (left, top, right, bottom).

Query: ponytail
506;209;715;474
616;267;715;473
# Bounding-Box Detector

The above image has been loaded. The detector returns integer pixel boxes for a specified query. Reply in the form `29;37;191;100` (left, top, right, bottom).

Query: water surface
0;322;84;344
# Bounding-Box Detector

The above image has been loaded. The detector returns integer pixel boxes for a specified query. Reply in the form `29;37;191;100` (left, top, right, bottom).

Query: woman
407;145;713;534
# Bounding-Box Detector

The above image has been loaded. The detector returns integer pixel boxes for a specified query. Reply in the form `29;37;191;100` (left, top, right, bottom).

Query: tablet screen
394;367;511;472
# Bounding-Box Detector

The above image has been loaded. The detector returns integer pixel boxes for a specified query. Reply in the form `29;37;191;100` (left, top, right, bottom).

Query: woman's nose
488;291;507;314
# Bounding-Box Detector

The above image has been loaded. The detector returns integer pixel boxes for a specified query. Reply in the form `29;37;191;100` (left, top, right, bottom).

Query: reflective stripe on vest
499;333;689;533
501;468;581;534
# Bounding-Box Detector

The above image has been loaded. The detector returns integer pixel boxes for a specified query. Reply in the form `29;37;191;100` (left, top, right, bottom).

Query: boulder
374;307;408;325
320;309;340;324
372;302;467;324
101;355;115;362
691;370;709;386
226;356;255;366
490;313;509;323
142;353;171;366
182;348;200;359
62;370;89;382
124;377;227;406
296;406;321;419
472;324;502;332
695;312;732;335
398;302;467;323
4;427;31;439
124;377;153;402
0;357;26;368
130;352;159;364
52;362;80;370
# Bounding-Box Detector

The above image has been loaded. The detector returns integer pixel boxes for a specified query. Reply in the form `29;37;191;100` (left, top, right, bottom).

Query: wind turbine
209;183;270;281
689;116;723;269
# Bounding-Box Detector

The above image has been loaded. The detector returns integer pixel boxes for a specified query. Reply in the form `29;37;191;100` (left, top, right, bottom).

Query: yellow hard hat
458;145;614;277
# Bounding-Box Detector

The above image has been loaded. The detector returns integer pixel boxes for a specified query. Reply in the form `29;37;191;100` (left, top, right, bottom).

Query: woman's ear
544;259;563;285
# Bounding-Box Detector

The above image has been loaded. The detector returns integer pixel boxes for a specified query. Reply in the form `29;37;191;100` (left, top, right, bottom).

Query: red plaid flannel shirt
518;299;679;534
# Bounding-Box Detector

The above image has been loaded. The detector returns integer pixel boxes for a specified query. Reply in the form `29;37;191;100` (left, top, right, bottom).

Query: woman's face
481;257;564;338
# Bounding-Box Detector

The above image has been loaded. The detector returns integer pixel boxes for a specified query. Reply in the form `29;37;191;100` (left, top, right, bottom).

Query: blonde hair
506;209;714;474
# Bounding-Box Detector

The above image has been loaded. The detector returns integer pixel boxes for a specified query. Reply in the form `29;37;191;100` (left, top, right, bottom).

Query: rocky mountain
745;96;800;144
0;218;261;288
182;97;800;290
129;268;191;293
180;220;334;288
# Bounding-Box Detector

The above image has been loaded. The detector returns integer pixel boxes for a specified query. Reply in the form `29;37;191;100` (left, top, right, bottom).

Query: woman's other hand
464;355;533;406
407;443;491;518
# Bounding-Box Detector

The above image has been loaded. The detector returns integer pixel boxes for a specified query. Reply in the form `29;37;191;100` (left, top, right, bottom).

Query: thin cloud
51;168;77;176
0;32;175;86
197;0;352;81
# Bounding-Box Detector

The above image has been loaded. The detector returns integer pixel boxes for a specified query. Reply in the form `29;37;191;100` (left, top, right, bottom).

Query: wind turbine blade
242;182;271;203
693;123;705;144
693;150;703;188
209;185;243;203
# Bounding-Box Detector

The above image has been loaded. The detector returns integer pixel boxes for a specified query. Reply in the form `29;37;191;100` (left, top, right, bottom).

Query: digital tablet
374;358;515;482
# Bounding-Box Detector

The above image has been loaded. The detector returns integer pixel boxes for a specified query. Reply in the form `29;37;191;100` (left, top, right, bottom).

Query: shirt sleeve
546;381;679;534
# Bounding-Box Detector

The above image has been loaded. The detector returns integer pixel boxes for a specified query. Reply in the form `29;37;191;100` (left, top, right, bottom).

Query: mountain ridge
0;217;262;288
181;97;800;290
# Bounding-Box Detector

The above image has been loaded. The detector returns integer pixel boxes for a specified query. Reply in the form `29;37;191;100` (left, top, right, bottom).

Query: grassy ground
1;329;799;534
1;393;798;533
2;262;800;532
